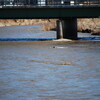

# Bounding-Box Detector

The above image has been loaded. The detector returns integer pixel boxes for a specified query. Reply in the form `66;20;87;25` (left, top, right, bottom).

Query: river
0;25;100;100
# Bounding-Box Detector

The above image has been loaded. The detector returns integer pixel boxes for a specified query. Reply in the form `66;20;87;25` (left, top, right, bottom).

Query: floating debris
30;60;72;65
52;46;68;49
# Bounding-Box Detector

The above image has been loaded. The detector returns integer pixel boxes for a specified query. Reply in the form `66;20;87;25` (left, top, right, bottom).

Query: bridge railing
0;0;100;7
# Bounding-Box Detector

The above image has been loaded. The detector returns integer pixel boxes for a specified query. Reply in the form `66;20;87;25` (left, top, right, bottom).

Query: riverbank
78;18;100;35
0;18;100;35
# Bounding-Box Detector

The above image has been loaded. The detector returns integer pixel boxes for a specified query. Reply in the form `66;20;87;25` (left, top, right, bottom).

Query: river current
0;25;100;100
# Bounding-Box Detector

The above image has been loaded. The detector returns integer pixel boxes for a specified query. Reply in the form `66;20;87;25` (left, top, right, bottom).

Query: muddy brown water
0;25;100;100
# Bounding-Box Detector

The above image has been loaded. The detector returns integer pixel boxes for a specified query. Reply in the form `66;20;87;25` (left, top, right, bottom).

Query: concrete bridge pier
57;18;77;40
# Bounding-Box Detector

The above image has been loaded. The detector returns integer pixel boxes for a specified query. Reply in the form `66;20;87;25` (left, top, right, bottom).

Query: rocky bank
0;18;100;35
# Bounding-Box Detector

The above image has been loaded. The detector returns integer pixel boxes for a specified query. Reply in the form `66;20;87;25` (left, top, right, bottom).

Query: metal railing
0;0;100;7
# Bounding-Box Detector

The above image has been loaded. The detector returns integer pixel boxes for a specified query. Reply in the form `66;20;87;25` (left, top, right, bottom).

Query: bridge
0;0;100;39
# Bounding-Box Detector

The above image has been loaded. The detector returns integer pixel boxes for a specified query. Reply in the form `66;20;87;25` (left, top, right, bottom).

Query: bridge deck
0;0;100;19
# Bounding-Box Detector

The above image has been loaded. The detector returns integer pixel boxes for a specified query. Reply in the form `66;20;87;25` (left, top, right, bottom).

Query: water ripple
0;38;55;41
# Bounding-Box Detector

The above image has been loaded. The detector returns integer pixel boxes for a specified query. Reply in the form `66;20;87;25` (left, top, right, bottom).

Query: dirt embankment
0;18;100;35
78;18;100;35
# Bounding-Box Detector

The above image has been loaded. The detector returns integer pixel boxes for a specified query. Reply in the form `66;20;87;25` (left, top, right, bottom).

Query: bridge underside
0;6;100;19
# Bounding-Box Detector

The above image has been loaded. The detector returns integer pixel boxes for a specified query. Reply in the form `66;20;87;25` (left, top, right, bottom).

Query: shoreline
0;18;100;35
